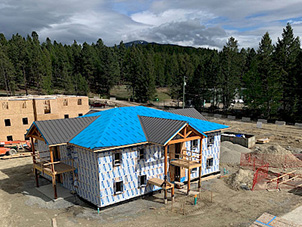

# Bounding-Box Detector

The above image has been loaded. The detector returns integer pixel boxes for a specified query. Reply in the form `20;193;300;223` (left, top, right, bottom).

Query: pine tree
80;42;97;91
187;63;208;110
0;47;16;95
7;34;29;94
124;46;155;102
205;51;220;107
295;50;302;121
258;32;282;118
274;23;301;120
219;37;242;109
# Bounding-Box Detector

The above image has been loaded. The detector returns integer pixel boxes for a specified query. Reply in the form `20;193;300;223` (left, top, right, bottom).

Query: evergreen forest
0;23;302;122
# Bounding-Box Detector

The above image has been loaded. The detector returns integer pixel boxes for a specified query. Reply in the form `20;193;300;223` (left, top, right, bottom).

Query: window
24;134;29;140
207;133;215;148
44;100;51;114
63;99;68;106
64;114;69;119
206;158;214;169
138;147;145;160
192;168;198;173
191;140;198;148
114;180;123;194
138;175;147;187
7;136;13;141
22;102;27;108
22;117;28;125
78;113;83;117
2;102;8;110
113;152;122;166
4;119;11;127
78;99;82;105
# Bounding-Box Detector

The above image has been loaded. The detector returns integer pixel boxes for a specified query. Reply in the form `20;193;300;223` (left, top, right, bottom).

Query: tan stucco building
0;95;89;141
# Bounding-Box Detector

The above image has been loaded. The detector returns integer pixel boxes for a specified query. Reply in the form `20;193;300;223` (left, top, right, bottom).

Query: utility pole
182;76;186;109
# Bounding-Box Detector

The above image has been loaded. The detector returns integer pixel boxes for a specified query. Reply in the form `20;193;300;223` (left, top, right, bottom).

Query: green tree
187;63;208;110
205;51;220;107
0;47;16;95
258;32;282;118
7;34;29;94
273;23;301;120
124;46;155;102
219;37;242;109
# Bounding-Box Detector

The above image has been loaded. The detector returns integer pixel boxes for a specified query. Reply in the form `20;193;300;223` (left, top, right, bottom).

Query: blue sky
0;0;301;49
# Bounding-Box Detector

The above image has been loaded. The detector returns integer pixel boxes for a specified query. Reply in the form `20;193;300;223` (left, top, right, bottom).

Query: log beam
198;138;203;189
167;136;201;145
164;145;168;204
187;169;191;195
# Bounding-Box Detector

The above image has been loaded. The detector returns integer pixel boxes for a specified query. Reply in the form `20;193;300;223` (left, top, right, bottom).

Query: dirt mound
232;144;251;154
220;141;252;164
221;141;234;149
220;146;241;164
227;168;254;190
252;145;302;168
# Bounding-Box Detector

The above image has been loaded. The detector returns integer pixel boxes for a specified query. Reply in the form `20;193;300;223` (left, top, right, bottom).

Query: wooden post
171;186;175;202
52;176;58;199
34;169;39;187
198;138;203;190
32;99;37;121
31;137;39;187
50;147;57;199
31;137;36;164
164;145;168;204
187;168;191;195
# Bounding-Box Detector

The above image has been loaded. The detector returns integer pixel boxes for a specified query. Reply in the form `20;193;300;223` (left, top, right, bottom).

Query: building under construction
26;106;228;208
0;95;89;141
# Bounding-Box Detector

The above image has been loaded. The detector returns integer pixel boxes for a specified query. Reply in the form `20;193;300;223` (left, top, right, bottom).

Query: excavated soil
226;168;254;190
220;141;252;164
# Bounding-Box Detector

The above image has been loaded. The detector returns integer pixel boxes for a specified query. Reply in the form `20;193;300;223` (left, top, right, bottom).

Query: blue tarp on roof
70;106;228;150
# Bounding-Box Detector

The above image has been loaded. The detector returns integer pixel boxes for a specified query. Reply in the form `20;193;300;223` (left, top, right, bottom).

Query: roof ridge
35;115;98;123
138;115;187;123
138;115;188;145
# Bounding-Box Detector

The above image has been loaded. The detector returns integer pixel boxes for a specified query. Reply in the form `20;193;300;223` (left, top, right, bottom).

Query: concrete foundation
36;183;73;201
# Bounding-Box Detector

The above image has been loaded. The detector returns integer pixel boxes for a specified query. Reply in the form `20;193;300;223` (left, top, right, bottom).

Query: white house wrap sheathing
54;132;220;208
60;144;167;207
60;145;101;206
98;145;166;207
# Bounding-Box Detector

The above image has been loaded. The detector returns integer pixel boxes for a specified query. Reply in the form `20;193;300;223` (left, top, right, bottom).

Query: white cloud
0;0;301;48
131;9;215;26
123;19;227;48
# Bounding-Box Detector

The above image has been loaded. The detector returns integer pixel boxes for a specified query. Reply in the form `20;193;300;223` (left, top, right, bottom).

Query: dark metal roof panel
139;116;187;145
85;109;100;115
165;108;207;121
35;116;98;145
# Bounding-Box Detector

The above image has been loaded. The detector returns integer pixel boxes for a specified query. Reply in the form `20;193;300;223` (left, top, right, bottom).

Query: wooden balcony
33;161;75;177
170;152;201;169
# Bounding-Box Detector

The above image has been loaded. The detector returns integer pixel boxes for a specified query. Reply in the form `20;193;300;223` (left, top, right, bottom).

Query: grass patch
154;88;171;101
110;85;171;102
110;85;132;100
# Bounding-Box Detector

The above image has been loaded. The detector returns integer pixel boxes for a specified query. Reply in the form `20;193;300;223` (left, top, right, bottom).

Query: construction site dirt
1;118;302;227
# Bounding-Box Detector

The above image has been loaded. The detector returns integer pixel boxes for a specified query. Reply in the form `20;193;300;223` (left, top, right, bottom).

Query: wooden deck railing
32;151;74;176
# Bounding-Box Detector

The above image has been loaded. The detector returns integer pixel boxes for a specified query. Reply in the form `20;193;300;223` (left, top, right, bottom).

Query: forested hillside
0;24;301;121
